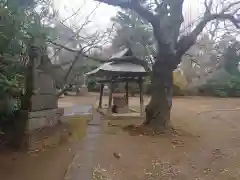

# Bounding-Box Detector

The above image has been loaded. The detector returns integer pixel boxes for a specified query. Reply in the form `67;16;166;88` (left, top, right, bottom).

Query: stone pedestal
24;67;65;151
113;95;128;114
25;108;64;151
27;108;64;131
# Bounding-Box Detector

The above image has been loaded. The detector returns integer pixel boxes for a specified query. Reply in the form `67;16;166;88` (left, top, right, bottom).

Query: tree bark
144;55;173;131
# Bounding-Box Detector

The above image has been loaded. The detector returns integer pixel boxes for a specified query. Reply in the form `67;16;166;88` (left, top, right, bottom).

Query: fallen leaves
212;148;224;159
144;159;184;180
171;139;184;146
92;165;111;180
113;152;121;159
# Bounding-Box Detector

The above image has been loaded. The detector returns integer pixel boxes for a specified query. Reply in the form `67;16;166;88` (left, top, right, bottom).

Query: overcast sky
53;0;204;31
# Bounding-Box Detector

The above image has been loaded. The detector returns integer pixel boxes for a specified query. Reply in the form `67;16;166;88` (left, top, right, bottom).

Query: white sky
53;0;203;31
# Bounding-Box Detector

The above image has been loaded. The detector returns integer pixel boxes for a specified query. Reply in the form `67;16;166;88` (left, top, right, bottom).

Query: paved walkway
64;110;103;180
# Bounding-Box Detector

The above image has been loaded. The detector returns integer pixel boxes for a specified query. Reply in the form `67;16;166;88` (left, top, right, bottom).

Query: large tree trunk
144;55;173;132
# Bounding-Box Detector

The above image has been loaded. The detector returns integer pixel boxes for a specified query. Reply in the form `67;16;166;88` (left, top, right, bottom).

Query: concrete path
63;105;93;116
64;109;103;180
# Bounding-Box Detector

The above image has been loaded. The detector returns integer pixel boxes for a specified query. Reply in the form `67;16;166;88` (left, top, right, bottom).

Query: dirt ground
0;95;240;180
94;97;240;180
0;94;98;180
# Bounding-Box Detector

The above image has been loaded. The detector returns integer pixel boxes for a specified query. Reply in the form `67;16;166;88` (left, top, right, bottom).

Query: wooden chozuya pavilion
86;48;150;118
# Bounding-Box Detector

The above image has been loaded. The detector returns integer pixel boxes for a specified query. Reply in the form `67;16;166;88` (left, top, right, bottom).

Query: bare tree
93;0;240;131
45;2;113;97
48;31;110;97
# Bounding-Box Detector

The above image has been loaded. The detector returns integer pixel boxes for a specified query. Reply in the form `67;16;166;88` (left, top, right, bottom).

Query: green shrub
0;70;23;126
87;79;100;92
200;74;240;97
173;84;185;96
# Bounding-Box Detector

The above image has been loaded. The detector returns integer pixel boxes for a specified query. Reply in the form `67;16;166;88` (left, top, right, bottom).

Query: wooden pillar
107;82;113;115
125;81;129;106
98;84;104;108
139;77;144;116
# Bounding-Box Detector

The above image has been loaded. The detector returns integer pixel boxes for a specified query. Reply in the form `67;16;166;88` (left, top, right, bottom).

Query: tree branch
184;53;200;66
204;0;213;14
154;0;162;9
221;1;240;13
57;51;82;97
60;1;86;24
50;2;101;59
49;40;80;52
96;0;186;57
48;40;107;62
176;1;240;60
95;0;158;26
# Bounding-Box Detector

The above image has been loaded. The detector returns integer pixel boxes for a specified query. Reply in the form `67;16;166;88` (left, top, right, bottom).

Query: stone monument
24;44;64;151
76;74;88;96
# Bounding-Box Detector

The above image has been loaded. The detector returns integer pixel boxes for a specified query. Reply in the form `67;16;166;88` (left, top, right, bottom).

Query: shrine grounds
0;94;240;180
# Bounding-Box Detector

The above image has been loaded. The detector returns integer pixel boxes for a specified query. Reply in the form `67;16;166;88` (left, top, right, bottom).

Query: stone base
113;96;128;114
25;124;65;152
24;108;64;152
117;106;128;114
97;108;144;121
27;108;64;131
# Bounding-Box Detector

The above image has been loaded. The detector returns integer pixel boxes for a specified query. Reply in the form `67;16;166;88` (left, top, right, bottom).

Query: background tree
223;41;240;75
95;0;240;131
179;34;216;82
111;9;156;65
0;0;56;95
0;0;57;129
198;41;240;97
47;2;114;96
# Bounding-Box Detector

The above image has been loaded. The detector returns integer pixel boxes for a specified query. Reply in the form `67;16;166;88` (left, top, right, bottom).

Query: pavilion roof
109;48;133;59
85;48;150;78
